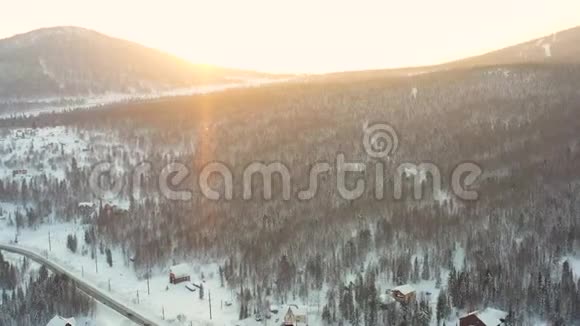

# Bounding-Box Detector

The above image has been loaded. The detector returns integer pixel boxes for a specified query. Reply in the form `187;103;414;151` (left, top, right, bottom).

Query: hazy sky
2;0;580;73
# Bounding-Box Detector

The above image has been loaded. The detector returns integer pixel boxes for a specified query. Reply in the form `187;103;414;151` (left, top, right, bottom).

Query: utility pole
209;290;212;320
108;279;111;291
162;306;165;320
136;290;140;304
147;275;150;295
48;231;51;252
147;262;151;295
94;244;98;273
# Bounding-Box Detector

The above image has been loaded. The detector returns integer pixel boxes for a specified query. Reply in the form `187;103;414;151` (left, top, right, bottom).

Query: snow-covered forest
0;252;95;326
1;63;579;325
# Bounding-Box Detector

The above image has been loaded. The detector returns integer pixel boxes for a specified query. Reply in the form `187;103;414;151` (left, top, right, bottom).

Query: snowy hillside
0;26;279;114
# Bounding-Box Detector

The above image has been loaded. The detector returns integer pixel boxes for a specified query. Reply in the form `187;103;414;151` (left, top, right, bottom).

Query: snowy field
1;127;75;176
79;302;140;326
0;126;121;180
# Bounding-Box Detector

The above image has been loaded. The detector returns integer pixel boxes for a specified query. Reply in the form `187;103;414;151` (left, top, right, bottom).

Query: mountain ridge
1;24;579;112
0;26;270;101
313;25;580;82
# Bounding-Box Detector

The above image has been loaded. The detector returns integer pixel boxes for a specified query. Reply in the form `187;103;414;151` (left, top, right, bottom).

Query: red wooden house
169;263;191;284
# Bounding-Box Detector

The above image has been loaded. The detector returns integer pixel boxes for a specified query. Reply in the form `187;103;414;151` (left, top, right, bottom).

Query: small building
283;305;307;326
169;263;191;284
12;169;28;177
78;202;95;214
78;202;94;208
459;308;508;326
391;284;416;304
46;315;75;326
103;203;128;216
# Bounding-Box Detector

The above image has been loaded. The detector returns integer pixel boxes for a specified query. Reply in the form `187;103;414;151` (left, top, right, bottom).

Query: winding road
0;243;161;326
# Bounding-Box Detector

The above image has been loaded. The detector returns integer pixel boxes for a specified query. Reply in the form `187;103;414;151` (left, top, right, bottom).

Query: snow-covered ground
0;125;153;186
78;302;139;326
0;126;89;180
0;217;323;325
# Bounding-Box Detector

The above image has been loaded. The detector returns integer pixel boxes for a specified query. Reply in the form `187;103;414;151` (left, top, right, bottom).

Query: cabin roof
463;308;508;325
46;315;76;326
170;263;190;276
391;284;415;295
78;202;94;208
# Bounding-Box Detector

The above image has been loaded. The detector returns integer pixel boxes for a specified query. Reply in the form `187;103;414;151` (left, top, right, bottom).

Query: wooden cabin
459;308;508;326
169;263;191;284
390;284;416;304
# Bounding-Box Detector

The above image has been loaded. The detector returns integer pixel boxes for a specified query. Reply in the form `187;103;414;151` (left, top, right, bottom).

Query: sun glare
2;0;580;73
